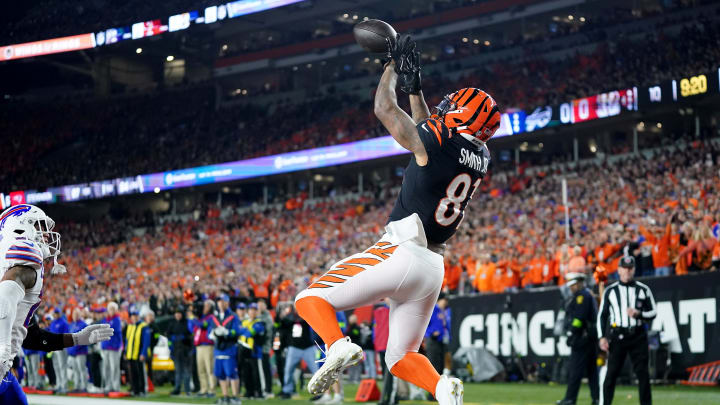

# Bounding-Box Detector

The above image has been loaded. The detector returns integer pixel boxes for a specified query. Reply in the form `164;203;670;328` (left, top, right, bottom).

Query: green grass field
114;382;718;405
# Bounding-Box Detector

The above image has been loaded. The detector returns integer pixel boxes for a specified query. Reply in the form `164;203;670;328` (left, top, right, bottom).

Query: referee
557;272;599;405
597;256;657;405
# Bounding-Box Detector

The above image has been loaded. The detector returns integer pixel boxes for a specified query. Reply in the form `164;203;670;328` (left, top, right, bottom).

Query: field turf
30;381;716;405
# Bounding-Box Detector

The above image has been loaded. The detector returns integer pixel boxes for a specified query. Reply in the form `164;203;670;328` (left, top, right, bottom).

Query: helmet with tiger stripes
433;88;500;146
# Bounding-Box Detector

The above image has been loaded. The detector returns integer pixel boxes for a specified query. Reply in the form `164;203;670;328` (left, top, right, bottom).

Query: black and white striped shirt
597;280;657;338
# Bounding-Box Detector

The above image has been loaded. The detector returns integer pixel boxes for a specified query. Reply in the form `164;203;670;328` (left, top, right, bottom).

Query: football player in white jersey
0;204;112;404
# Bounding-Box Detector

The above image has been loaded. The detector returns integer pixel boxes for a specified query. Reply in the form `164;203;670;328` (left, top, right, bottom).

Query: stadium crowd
5;0;720;399
14;135;719;398
2;9;720;192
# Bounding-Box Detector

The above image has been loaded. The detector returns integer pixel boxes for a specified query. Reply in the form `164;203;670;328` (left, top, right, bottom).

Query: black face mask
434;95;456;117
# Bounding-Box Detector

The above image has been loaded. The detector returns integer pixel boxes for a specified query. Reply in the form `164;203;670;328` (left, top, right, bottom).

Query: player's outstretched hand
0;345;13;378
385;34;416;74
72;323;114;346
398;50;422;95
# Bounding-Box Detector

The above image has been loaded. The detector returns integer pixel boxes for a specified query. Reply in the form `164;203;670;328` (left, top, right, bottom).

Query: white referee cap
565;272;587;286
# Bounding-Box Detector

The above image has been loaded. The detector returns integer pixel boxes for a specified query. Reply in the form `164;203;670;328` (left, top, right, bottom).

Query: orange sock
295;296;344;347
390;353;441;397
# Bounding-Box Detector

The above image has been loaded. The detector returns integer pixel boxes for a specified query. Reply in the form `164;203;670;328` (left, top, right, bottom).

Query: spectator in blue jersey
100;302;123;393
240;302;267;399
209;294;242;405
424;293;451;375
67;308;89;393
167;305;193;396
49;307;69;394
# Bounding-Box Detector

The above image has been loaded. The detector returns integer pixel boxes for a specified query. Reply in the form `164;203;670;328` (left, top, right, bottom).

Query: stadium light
136;47;142;54
568;15;574;20
580;17;586;22
154;187;160;193
166;55;175;61
473;39;479;44
363;17;369;21
462;37;468;43
352;15;358;20
343;13;349;18
222;44;228;50
590;145;597;153
484;40;491;46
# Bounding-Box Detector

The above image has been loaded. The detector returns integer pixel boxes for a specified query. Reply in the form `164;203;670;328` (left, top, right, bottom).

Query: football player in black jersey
294;35;500;405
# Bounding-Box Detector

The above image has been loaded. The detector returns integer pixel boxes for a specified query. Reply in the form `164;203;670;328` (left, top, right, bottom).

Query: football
353;19;397;53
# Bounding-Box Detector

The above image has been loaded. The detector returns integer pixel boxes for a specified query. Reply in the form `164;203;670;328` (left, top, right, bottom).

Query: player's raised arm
374;37;427;165
399;50;430;123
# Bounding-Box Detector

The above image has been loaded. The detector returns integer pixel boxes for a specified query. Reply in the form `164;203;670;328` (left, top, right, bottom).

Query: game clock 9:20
680;74;707;97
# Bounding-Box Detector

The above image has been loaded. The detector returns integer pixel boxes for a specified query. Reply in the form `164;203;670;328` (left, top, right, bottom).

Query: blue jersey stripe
5;254;42;265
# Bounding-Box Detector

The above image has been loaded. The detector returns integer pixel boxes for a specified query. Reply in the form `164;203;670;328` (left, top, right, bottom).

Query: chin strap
458;132;486;148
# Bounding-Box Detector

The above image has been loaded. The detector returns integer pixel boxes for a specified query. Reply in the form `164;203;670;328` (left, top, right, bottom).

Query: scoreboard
639;70;720;106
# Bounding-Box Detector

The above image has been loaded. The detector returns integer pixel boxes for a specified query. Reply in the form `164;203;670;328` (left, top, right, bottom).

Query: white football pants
296;213;444;369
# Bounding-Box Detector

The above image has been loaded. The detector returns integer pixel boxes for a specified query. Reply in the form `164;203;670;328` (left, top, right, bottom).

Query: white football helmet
0;204;64;274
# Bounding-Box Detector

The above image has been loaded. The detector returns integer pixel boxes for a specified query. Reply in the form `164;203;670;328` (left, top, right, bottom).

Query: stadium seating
2;12;719;192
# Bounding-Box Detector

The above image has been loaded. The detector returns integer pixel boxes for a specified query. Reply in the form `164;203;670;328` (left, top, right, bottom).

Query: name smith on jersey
459;148;488;172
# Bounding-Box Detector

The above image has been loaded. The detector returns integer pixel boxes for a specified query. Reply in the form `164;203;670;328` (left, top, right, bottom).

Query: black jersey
388;118;490;244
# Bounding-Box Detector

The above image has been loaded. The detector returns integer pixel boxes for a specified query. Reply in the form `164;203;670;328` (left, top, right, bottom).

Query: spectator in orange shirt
680;222;717;272
474;254;495;294
568;246;587;275
639;215;674;276
442;258;462;293
491;265;505;294
542;249;558;285
497;259;520;292
522;256;544;289
248;273;273;299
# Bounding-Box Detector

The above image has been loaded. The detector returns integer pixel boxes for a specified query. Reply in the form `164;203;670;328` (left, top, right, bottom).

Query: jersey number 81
434;174;481;226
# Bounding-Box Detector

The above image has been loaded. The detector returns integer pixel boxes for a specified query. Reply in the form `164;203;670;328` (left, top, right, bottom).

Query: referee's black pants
600;332;651;405
563;341;599;403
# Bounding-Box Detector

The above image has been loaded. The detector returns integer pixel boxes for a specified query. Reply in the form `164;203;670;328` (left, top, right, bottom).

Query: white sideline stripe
27;394;191;405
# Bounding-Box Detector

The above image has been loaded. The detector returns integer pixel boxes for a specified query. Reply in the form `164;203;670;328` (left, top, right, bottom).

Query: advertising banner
1;33;95;61
451;272;720;376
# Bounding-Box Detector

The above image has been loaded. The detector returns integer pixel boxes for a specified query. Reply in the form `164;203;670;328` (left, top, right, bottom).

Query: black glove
398;50;421;95
384;34;415;74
